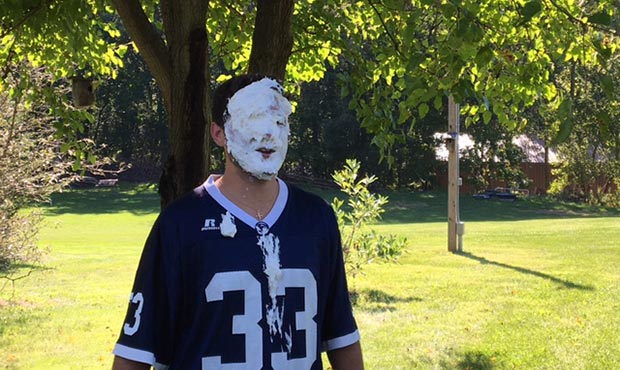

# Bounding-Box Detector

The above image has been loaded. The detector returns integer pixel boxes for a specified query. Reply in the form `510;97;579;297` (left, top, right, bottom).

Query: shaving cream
257;233;285;337
225;78;292;180
219;211;237;238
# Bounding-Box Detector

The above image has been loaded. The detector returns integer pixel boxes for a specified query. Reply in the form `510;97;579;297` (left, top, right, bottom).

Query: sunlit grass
1;185;619;369
354;217;620;369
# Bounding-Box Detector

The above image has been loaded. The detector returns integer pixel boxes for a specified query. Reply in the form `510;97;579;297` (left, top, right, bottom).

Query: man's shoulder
159;185;212;221
285;183;338;230
287;182;331;210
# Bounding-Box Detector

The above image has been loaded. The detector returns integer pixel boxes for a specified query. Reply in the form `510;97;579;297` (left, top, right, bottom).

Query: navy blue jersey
114;176;359;370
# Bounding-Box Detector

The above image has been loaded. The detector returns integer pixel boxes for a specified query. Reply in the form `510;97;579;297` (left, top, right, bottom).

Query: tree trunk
158;0;211;208
248;0;295;81
114;0;295;208
112;0;210;208
159;28;210;208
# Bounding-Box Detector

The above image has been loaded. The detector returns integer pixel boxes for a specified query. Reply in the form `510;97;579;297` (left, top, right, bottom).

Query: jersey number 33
125;268;318;370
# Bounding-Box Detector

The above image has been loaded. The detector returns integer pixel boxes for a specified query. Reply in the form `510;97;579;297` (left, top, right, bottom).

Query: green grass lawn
1;185;619;369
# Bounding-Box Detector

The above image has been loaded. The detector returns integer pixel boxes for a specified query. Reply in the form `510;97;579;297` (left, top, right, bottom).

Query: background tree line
90;36;620;205
6;0;620;205
91;51;446;190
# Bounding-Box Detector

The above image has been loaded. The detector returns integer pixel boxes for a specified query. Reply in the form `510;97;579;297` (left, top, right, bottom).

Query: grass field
1;184;619;369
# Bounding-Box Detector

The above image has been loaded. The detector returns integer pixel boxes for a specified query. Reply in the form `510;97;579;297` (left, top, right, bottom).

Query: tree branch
110;0;172;108
248;0;295;81
1;81;22;160
366;0;402;58
545;0;619;36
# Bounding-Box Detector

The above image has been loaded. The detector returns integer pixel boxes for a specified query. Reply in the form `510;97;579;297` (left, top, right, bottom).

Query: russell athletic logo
201;219;219;231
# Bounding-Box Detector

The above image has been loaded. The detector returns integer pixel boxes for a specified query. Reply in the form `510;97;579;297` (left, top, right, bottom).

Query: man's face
224;78;292;181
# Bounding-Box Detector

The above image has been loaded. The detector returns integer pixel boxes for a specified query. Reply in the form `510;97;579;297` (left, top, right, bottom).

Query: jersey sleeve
320;206;361;352
113;215;180;367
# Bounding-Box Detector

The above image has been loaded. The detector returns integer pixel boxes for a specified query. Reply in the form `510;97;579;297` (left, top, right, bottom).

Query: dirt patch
0;298;38;308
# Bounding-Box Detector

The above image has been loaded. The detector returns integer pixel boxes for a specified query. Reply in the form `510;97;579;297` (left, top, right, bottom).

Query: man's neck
215;164;280;220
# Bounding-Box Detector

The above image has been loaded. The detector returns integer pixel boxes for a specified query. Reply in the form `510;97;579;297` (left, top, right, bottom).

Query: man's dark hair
211;74;274;127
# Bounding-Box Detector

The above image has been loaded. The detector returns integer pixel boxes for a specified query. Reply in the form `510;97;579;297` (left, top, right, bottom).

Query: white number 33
203;269;318;370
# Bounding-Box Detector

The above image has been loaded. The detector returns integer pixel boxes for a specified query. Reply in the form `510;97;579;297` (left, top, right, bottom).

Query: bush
0;64;108;281
548;140;620;206
331;159;407;278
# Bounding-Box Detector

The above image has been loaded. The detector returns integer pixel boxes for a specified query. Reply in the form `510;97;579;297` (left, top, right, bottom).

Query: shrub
549;140;620;206
0;64;108;282
331;159;407;278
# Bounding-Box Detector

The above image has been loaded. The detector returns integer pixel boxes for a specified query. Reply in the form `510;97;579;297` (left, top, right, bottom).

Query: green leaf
475;45;494;66
589;11;611;26
456;16;471;38
88;152;97;165
434;95;443;110
596;111;611;141
552;99;573;144
553;117;573;144
557;98;571;118
520;0;542;24
483;110;492;124
418;103;429;119
600;75;614;99
593;39;612;62
398;102;411;124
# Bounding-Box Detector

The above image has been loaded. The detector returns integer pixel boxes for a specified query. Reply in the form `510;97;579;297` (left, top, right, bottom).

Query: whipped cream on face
225;78;292;181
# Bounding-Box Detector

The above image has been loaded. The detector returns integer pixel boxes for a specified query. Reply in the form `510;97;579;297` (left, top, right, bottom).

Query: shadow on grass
1;263;53;283
1;264;54;300
455;351;497;370
44;184;160;216
417;349;501;370
0;298;46;337
41;185;620;222
380;191;620;224
351;288;422;312
441;350;499;370
457;252;594;291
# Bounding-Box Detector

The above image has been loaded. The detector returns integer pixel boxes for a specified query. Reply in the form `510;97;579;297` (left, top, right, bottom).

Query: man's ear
211;122;226;147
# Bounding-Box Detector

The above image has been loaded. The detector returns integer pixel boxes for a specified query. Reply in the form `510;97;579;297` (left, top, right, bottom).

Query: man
112;75;364;370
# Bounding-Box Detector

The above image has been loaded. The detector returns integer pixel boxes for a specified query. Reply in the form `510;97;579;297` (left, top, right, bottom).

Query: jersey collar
203;175;288;230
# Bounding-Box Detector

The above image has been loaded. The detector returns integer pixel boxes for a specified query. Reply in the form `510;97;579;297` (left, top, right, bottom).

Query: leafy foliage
90;41;168;180
316;0;620;161
0;1;126;165
3;1;620;203
542;55;620;205
287;67;443;189
0;61;112;280
462;120;528;192
549;143;620;206
0;0;124;80
331;159;407;277
0;66;67;272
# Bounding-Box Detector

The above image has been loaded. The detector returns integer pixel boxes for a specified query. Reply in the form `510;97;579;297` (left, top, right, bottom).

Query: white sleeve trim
113;343;156;365
322;330;361;352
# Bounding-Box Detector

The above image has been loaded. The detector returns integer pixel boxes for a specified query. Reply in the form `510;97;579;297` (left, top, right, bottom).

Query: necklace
223;194;272;235
217;180;279;222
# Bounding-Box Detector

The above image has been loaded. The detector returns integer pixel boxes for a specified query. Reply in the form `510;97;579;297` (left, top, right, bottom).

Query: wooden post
447;96;464;252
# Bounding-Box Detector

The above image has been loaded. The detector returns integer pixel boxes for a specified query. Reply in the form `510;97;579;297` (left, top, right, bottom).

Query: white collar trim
203;175;288;230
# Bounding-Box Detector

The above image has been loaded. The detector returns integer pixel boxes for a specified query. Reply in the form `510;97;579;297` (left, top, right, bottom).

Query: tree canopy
1;0;619;203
